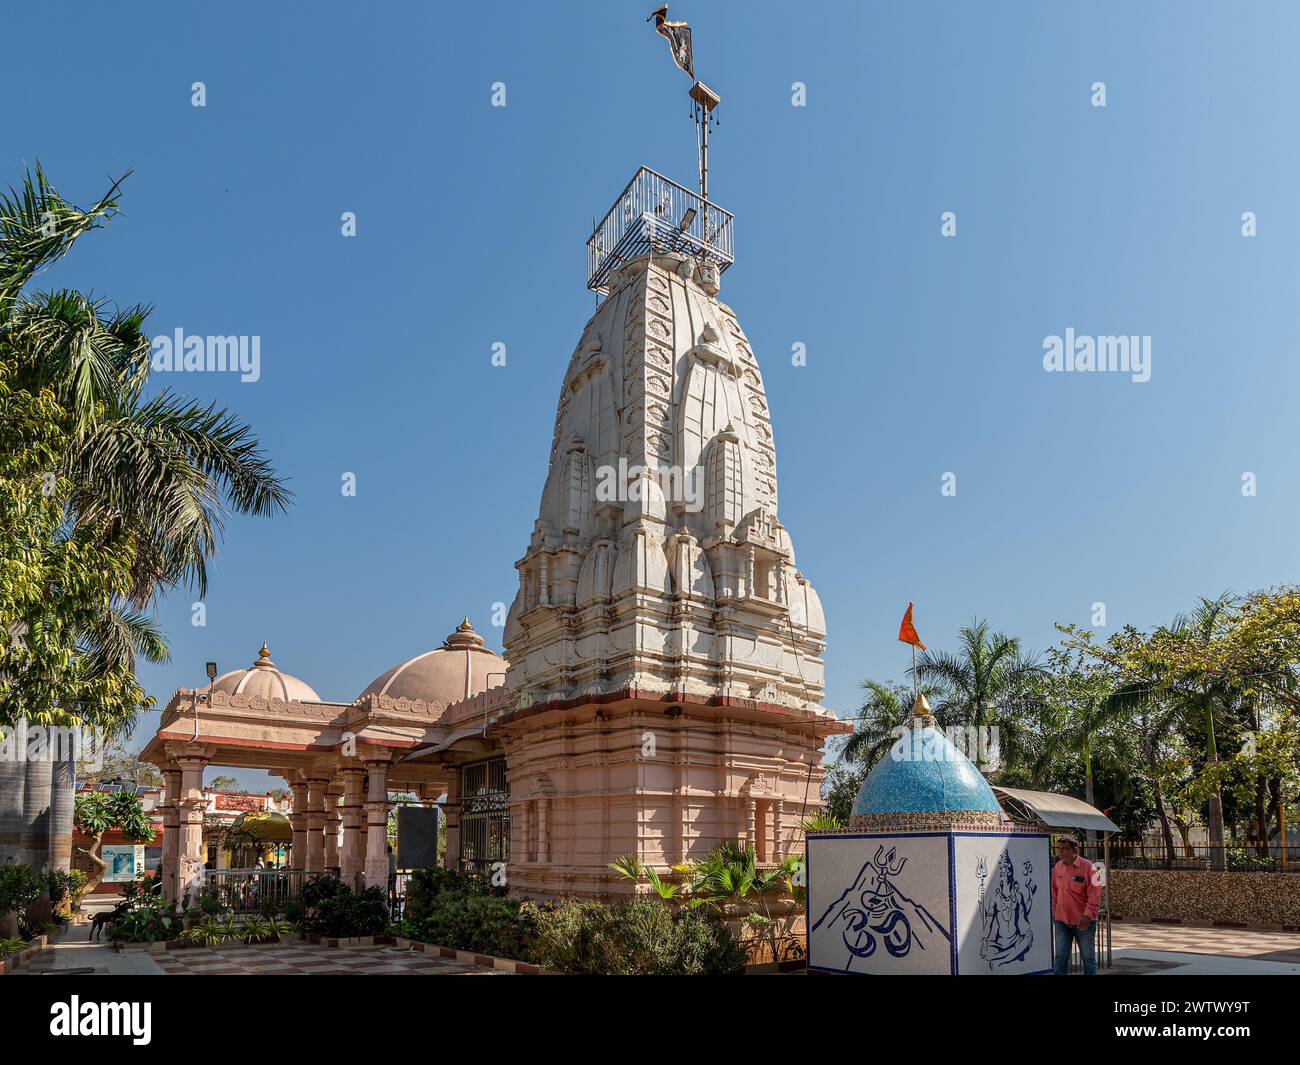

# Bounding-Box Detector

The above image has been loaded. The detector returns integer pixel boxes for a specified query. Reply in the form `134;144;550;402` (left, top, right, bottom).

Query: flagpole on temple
899;602;925;707
647;7;719;239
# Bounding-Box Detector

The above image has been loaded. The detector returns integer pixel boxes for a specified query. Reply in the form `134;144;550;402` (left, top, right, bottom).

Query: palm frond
0;165;128;311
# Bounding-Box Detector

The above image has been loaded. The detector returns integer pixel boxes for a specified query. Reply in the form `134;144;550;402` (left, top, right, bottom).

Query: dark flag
647;6;694;78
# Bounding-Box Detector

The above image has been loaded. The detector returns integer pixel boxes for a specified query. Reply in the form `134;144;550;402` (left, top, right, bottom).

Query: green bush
402;865;501;922
402;893;534;959
527;897;744;975
0;936;28;958
47;869;87;914
310;885;390;939
299;873;347;910
0;863;43;916
400;892;746;974
107;898;179;944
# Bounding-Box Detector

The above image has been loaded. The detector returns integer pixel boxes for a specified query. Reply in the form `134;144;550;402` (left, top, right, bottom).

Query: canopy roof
229;810;293;842
991;786;1120;833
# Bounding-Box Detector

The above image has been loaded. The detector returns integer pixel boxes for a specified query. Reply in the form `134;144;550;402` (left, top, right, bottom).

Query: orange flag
898;602;926;651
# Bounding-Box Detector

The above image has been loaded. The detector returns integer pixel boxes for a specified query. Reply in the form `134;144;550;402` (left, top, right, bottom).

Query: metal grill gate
459;756;509;871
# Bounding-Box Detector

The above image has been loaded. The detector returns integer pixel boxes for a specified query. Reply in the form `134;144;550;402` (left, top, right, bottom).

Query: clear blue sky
7;1;1299;788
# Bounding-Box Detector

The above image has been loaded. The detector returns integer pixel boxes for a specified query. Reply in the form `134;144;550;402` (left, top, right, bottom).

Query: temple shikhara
141;79;850;907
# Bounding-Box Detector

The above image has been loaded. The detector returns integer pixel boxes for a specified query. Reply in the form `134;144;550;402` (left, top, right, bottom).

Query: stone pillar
363;761;390;890
539;797;550;864
305;777;327;873
340;768;365;890
442;772;460;871
289;780;309;871
175;753;210;910
323;784;342;872
773;800;785;862
160;767;181;905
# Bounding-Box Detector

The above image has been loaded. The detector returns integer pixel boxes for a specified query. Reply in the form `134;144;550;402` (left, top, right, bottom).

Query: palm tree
0;165;289;880
844;681;920;768
1028;650;1136;840
913;618;1043;774
1158;594;1239;871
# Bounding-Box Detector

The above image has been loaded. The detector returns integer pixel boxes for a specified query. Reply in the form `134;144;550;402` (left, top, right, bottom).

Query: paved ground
14;921;167;976
1104;922;1300;975
15;922;506;976
150;943;509;976
20;917;1300;976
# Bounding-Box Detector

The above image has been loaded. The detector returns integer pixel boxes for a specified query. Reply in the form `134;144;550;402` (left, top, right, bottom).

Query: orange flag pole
898;602;926;697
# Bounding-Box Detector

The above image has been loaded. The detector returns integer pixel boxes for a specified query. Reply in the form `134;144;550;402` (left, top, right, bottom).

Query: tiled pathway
15;922;506;976
1105;921;1300;974
151;943;508;976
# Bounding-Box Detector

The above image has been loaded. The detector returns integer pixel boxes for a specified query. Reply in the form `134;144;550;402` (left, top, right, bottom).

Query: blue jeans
1053;919;1097;975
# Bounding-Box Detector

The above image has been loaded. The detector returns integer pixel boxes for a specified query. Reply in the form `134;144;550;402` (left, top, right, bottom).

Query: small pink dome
359;619;506;707
210;644;321;702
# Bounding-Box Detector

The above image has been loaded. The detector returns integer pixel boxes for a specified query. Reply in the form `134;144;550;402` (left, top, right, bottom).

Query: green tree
0;165;288;874
914;618;1043;775
843;680;941;769
73;789;155;891
1027;647;1134;836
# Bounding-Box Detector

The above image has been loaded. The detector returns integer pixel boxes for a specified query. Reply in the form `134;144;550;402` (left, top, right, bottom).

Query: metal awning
992;786;1120;833
401;726;495;762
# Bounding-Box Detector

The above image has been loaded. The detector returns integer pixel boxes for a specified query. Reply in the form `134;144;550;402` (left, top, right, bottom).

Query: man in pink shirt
1051;836;1102;975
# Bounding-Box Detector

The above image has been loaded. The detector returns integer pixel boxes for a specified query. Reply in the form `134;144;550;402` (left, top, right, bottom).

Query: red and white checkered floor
150;943;510;976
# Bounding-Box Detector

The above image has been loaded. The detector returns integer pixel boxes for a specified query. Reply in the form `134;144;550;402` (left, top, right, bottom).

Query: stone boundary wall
1109;869;1300;929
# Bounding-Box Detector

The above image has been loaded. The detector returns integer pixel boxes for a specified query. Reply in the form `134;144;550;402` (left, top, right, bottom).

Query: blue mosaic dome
852;723;1001;818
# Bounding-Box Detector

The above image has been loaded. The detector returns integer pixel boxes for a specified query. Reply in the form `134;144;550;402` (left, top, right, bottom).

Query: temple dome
850;695;1002;830
358;619;506;707
210;644;321;702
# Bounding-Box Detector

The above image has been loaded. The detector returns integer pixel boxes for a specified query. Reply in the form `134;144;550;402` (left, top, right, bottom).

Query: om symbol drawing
812;845;950;969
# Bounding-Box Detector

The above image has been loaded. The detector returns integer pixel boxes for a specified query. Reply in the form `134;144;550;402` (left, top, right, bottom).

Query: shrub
180;916;228;947
107;898;179;944
299;873;347;910
0;936;28;958
310;885;389;939
402;865;499;922
47;869;88;915
106;871;180;943
402;893;534;959
674;908;748;975
0;863;43;916
239;914;273;944
528;897;746;975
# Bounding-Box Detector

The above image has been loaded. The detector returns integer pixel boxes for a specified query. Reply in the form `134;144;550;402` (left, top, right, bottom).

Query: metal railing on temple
587;166;734;295
197;868;319;913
